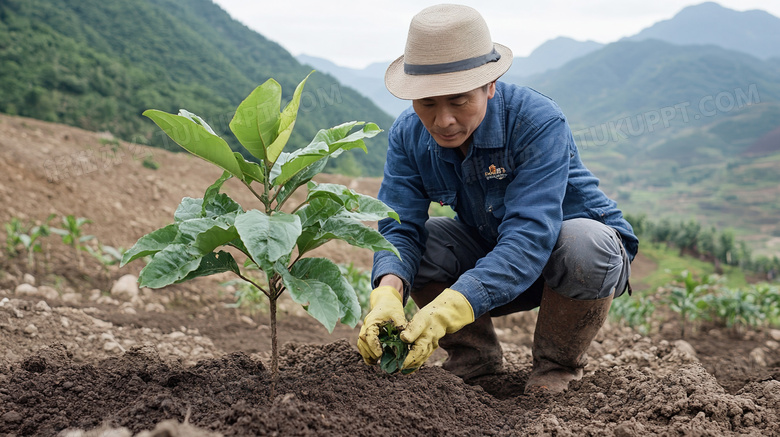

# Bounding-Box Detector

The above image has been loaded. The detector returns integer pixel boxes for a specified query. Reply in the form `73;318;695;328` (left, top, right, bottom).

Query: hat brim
385;43;513;100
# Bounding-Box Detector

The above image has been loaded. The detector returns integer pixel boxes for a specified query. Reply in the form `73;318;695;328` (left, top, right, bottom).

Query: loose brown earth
1;114;779;436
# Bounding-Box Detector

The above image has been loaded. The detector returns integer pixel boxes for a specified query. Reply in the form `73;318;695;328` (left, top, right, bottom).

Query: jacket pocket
484;178;510;219
587;207;607;223
430;190;458;211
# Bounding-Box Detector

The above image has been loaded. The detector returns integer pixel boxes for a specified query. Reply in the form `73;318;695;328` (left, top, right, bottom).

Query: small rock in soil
15;283;38;296
23;273;35;285
62;292;82;305
673;339;697;358
35;300;52;312
37;285;60;301
24;323;38;336
749;348;767;367
1;411;22;423
111;274;140;301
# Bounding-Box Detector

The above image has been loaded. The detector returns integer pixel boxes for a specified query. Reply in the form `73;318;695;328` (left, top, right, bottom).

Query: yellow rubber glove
400;288;475;372
357;286;407;365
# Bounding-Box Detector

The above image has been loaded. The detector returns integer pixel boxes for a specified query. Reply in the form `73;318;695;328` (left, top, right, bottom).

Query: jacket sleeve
451;116;571;317
371;122;431;302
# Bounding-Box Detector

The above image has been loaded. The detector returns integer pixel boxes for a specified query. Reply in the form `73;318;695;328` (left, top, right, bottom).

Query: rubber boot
525;285;613;394
411;282;503;380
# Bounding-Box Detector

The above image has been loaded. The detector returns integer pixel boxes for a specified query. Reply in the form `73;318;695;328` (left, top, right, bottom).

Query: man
356;4;637;394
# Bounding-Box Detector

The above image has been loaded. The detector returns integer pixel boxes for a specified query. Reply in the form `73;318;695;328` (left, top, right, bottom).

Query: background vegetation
0;0;394;176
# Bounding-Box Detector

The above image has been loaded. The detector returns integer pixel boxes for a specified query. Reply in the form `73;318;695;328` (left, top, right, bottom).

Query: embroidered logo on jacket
484;164;508;180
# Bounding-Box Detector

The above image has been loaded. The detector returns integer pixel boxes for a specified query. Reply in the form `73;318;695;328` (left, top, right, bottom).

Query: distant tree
717;230;736;265
673;219;701;256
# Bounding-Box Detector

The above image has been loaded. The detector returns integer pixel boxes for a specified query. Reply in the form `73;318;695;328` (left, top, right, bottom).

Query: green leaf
179;109;217;135
176;251;240;283
121;223;180;266
203;193;243;219
350;194;400;222
296;197;345;229
307;182;400;222
266;72;312;164
295;229;328;256
229;79;282;161
101;245;124;261
177;218;238;254
291;258;361;327
272;121;382;186
19;234;31;248
143;110;242;177
276;261;340;333
378;323;411;374
234;210;302;267
306;182;354;201
203;171;232;216
316;216;401;259
175;197;205;222
174;195;242;225
273;157;328;208
139;244;203;288
233;153;265;184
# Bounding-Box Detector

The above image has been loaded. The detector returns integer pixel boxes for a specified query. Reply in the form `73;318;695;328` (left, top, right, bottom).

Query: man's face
412;82;496;153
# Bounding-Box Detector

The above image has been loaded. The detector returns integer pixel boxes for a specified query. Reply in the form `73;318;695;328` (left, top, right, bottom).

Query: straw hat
385;4;513;100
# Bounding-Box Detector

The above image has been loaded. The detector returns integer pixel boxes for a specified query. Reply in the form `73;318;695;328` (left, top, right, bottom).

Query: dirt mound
2;338;779;436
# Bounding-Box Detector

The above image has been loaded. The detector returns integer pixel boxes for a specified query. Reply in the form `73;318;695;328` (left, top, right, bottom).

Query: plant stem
235;271;270;298
269;293;278;395
244;181;265;204
290;199;308;214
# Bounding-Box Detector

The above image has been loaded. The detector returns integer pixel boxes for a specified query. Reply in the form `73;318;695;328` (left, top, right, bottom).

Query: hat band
404;47;501;75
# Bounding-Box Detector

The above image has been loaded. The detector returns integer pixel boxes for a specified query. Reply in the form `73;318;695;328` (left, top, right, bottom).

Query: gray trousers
414;217;631;315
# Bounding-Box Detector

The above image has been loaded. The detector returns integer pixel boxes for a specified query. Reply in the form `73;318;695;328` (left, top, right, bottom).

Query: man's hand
400;288;475;372
357;285;407;365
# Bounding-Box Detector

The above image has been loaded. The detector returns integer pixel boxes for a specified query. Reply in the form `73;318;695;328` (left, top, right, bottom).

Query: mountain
0;0;394;176
503;37;603;82
297;54;411;117
525;39;780;127
626;2;780;60
521;39;780;249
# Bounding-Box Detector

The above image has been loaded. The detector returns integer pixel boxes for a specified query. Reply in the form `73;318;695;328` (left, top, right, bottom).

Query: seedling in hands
378;322;414;374
121;72;400;384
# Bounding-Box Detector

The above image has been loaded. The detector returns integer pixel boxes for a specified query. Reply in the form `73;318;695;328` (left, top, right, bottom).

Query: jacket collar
471;84;506;150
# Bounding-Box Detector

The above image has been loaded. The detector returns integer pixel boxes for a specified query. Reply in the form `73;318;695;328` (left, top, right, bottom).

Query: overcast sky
211;1;780;68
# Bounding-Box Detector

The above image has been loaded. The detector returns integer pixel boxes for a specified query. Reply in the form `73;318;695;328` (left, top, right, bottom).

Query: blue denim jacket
372;81;638;317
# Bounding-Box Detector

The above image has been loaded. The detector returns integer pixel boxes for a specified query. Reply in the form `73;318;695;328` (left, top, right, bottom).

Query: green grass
634;243;748;293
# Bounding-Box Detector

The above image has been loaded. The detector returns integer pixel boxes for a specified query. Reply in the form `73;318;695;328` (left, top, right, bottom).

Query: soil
1;113;779;436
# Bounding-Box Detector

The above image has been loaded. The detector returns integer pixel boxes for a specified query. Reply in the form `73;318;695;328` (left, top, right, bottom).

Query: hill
0;0;394;176
297;54;411;118
627;2;780;60
525;39;780;126
503;36;603;82
522;39;780;254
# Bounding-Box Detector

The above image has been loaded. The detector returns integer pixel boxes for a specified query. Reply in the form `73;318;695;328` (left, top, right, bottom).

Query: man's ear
487;81;496;99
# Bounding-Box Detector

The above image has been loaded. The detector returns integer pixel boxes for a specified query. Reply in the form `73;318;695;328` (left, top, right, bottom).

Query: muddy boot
411;282;503;380
525;285;613;394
